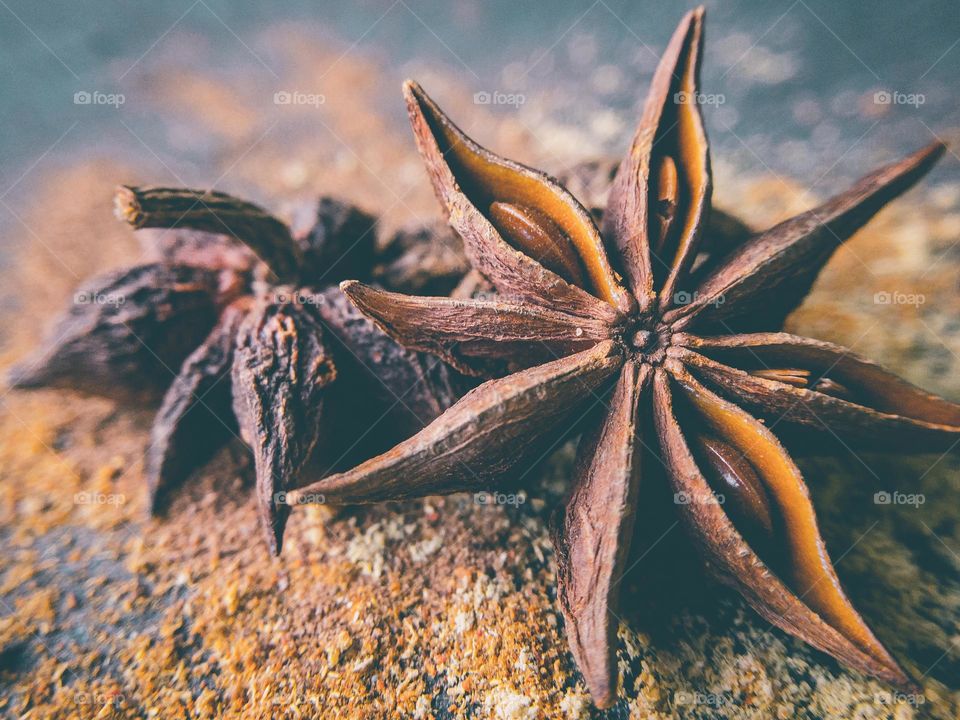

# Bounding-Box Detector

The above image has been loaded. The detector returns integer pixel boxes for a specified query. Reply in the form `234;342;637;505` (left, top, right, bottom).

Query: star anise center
624;316;674;365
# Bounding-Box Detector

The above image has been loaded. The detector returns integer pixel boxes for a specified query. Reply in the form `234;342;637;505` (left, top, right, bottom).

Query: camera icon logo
473;91;491;105
874;491;891;505
874;90;892;105
274;91;292;105
74;91;92;105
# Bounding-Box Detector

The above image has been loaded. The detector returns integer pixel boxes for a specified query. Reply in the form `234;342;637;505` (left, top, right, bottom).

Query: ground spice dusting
1;25;959;720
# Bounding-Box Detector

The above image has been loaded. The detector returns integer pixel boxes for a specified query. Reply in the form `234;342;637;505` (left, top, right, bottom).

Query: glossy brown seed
657;365;913;689
403;79;632;319
750;368;852;400
604;7;710;312
488;201;588;287
556;156;754;265
651;155;679;254
750;367;811;388
689;434;775;545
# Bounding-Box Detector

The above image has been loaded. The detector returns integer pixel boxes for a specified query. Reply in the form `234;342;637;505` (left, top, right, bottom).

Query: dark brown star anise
10;186;466;554
286;7;960;708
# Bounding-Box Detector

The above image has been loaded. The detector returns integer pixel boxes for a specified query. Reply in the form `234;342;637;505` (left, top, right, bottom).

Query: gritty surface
1;31;960;720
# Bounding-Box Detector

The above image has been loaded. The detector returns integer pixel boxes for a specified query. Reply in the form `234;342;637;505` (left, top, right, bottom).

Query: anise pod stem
115;186;302;283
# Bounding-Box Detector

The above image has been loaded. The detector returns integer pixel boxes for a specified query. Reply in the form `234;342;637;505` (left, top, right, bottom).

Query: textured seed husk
666;141;947;331
749;367;812;388
654;364;914;690
552;360;649;709
603;7;711;313
290;196;377;284
8;263;227;403
373;219;471;296
231;291;337;555
286;341;623;505
341;280;613;377
671;334;960;449
403;80;632;320
450;269;495;300
147;298;251;515
115;185;303;283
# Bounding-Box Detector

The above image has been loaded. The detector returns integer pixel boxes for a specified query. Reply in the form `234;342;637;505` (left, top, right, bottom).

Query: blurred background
1;0;957;206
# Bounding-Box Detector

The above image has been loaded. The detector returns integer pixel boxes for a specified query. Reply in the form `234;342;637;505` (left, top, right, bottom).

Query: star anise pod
10;186;465;554
286;8;960;707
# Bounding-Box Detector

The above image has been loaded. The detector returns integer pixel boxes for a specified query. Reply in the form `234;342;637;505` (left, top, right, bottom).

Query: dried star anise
10;185;465;554
286;8;960;708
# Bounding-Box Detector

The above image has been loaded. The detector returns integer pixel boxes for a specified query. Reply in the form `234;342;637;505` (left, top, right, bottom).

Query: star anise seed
287;7;959;708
